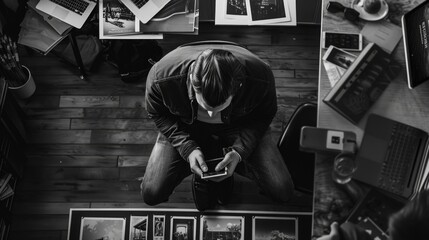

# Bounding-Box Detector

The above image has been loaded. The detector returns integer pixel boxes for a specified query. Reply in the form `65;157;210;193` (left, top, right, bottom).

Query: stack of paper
215;0;297;26
99;0;199;39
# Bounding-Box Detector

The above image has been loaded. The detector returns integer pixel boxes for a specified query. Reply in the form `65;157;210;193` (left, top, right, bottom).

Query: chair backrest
178;40;247;49
278;102;317;194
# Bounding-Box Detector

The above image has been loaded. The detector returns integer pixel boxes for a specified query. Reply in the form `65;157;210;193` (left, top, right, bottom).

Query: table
312;0;429;238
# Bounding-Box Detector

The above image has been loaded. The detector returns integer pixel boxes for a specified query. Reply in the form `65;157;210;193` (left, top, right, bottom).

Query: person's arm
317;222;341;240
316;222;372;240
228;68;277;161
145;65;199;162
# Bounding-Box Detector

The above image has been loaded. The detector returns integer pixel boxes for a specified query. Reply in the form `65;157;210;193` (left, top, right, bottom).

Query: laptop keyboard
378;123;421;194
50;0;89;15
131;0;149;8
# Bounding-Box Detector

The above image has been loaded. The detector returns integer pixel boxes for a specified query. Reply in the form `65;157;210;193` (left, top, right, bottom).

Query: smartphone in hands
201;157;227;179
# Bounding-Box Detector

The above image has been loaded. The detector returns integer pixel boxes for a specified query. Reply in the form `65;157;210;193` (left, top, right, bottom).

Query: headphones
326;1;360;22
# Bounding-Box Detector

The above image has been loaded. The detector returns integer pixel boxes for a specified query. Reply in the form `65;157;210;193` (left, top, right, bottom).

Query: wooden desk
313;0;429;238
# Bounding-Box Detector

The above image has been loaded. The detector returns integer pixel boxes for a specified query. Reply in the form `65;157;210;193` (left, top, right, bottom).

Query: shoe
192;174;216;211
215;175;234;205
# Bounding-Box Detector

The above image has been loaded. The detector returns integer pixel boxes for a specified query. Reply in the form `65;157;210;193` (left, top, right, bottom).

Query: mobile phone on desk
322;31;363;51
300;126;357;153
201;157;227;179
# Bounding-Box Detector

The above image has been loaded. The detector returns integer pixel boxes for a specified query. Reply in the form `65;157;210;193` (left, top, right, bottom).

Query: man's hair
388;189;429;240
191;49;245;107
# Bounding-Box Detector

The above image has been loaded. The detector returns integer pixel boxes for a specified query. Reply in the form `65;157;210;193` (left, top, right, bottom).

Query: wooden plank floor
10;22;320;239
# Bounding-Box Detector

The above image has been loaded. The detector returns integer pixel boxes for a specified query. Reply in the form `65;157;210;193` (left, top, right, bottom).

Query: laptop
36;0;97;29
119;0;171;24
354;114;429;199
401;0;429;89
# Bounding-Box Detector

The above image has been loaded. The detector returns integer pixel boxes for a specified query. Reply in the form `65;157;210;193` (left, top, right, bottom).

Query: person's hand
317;222;340;240
209;150;241;182
188;148;207;177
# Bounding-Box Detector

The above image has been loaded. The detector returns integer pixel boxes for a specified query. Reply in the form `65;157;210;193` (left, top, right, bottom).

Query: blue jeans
141;121;294;205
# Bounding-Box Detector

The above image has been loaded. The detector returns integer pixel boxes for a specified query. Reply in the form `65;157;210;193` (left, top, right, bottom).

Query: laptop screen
401;0;429;89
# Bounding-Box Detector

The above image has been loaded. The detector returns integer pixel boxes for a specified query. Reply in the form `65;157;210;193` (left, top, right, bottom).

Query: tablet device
401;0;429;89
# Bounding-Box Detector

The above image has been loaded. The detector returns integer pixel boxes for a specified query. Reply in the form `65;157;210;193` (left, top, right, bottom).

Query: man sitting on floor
140;41;295;210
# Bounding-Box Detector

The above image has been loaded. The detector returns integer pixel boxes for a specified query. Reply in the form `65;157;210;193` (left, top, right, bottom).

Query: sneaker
192;174;216;211
215;175;234;205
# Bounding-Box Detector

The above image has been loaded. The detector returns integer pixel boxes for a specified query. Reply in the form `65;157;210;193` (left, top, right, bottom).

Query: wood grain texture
11;21;320;238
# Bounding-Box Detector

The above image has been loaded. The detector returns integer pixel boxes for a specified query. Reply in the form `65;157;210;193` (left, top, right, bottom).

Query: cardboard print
154;215;166;240
129;215;148;240
170;216;197;240
252;216;298;240
200;215;244;240
79;217;125;240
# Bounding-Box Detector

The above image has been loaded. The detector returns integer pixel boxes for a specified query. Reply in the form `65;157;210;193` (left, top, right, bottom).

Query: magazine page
322;46;357;87
99;0;163;39
215;0;251;25
137;0;198;33
246;0;291;25
215;0;296;26
18;8;67;54
224;0;249;24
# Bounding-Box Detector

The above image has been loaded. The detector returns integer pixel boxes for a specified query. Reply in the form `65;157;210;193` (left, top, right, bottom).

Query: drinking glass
332;153;357;184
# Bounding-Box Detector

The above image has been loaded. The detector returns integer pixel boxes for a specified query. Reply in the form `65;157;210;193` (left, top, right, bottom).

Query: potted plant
0;33;36;99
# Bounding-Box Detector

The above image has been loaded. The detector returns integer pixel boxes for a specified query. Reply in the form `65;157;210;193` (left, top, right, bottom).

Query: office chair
278;102;317;194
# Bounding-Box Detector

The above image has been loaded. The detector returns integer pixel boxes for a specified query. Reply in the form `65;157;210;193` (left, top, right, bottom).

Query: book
323;43;396;124
99;0;163;39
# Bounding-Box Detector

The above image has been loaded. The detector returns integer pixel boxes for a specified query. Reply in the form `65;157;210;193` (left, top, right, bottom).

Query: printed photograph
323;46;357;70
227;0;247;15
100;0;136;36
170;216;197;240
79;217;126;240
129;215;148;240
248;0;289;22
200;215;244;240
138;0;197;33
154;215;166;240
253;216;298;240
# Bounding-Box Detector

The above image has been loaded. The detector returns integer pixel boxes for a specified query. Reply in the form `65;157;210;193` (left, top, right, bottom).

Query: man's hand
188;148;207;177
209;150;241;182
317;222;340;240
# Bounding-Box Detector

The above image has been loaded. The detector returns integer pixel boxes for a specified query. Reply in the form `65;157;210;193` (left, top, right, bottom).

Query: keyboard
131;0;149;8
378;123;422;194
50;0;89;15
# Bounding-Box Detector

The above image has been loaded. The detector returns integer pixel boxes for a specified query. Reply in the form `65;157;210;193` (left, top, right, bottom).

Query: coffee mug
363;0;382;14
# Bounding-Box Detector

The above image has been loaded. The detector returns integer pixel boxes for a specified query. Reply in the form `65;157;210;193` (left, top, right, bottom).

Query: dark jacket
145;41;277;161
